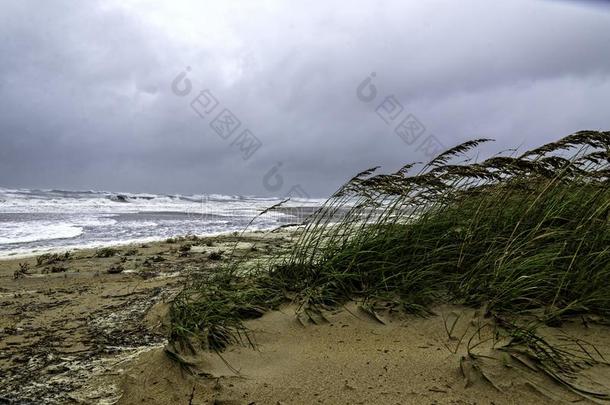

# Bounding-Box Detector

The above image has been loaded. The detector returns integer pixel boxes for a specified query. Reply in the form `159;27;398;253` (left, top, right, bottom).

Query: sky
1;0;609;198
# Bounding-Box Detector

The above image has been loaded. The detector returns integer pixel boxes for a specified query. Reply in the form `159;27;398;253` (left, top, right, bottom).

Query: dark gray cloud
1;0;609;197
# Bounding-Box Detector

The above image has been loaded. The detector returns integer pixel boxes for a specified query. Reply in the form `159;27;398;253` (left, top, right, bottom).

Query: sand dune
2;232;610;404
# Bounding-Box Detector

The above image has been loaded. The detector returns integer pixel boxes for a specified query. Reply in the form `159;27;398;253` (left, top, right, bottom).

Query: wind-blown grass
270;130;610;320
169;130;610;394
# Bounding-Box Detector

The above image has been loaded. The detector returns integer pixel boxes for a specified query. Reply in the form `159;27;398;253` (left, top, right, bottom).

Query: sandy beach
3;0;609;402
2;229;610;404
0;230;294;403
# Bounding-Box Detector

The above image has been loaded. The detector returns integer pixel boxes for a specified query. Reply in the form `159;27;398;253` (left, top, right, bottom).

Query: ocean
0;188;323;257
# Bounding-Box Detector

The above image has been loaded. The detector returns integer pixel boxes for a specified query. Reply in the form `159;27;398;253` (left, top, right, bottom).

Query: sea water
0;187;322;257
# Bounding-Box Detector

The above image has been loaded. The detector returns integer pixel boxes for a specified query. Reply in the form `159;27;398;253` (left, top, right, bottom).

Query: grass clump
14;263;31;279
124;248;138;256
169;130;610;394
36;252;71;266
95;247;119;258
169;268;283;352
271;130;610;320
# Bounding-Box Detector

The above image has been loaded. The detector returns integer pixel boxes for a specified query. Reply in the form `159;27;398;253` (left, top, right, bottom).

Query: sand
116;304;610;404
2;230;610;404
0;230;293;403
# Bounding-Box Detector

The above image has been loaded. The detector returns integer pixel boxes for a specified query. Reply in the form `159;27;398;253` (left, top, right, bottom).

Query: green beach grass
169;130;610;398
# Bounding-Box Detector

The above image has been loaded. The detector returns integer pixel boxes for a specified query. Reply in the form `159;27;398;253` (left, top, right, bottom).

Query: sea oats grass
169;130;610;395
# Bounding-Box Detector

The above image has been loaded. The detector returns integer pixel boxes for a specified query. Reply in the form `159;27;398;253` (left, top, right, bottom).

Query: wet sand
2;230;610;404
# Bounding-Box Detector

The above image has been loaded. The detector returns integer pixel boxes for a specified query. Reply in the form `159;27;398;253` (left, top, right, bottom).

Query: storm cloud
1;0;609;197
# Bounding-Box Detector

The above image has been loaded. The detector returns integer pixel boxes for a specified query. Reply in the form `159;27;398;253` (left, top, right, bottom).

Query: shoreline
0;225;300;260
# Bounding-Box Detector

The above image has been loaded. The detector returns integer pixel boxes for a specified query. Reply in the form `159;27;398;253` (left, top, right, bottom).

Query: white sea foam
0;222;84;244
0;188;324;256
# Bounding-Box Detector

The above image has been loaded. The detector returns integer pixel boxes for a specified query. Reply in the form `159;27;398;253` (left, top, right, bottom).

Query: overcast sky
1;0;609;197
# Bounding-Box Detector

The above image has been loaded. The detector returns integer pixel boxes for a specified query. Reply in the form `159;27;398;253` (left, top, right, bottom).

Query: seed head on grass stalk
169;131;610;396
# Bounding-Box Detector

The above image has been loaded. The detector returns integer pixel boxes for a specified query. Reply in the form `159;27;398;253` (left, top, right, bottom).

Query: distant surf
0;188;322;257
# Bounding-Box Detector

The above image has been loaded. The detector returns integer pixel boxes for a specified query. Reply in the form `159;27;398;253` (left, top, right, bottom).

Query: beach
0;230;294;403
3;0;609;402
2;229;610;404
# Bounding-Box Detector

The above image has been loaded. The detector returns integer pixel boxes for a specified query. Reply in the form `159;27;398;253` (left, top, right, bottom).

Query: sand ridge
117;304;610;404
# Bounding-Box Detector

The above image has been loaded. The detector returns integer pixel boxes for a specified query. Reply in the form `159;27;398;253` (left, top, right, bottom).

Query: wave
0;187;324;255
0;222;84;245
0;187;322;214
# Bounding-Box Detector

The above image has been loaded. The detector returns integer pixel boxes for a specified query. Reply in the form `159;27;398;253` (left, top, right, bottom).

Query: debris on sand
107;264;125;274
